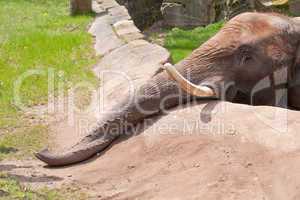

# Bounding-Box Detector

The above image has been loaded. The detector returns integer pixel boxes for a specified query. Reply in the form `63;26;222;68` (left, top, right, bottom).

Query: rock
88;15;124;55
112;0;291;29
96;0;119;10
161;0;290;27
116;0;164;30
92;0;106;14
94;32;123;56
70;0;92;15
87;4;134;54
0;190;9;197
290;0;300;16
161;0;216;27
113;20;144;42
215;0;256;20
93;39;170;110
108;5;131;24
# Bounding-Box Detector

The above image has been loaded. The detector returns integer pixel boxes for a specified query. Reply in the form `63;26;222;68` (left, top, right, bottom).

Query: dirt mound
3;101;300;199
13;101;298;199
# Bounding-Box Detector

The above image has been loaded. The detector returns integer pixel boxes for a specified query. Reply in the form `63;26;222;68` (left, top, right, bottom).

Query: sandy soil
2;101;300;200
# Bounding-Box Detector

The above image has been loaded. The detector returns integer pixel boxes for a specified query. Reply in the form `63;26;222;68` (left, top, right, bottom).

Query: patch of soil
0;189;9;197
3;102;300;199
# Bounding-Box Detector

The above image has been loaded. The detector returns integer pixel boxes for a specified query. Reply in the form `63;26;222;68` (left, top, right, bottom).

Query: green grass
0;173;87;200
0;1;97;197
164;21;224;63
0;0;98;129
0;125;48;161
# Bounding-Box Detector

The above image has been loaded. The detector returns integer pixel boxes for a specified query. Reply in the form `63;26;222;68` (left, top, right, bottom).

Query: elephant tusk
163;63;216;97
293;17;300;24
258;0;288;7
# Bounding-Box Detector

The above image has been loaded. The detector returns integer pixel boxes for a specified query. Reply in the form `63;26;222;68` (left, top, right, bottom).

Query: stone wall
116;0;163;30
215;0;255;21
70;0;92;15
161;0;216;27
290;0;300;15
161;0;292;28
113;0;295;29
160;0;256;27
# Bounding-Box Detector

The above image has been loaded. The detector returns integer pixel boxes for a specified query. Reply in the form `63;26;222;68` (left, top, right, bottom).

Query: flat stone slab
113;20;144;42
108;6;131;24
89;15;124;55
94;34;123;56
96;0;119;10
93;39;170;112
92;0;106;14
94;39;170;78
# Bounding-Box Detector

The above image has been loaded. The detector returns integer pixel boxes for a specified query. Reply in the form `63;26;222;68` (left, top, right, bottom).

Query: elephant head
166;12;300;105
36;12;300;166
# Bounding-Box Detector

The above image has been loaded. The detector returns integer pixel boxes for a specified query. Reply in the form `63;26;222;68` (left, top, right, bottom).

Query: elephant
36;12;300;166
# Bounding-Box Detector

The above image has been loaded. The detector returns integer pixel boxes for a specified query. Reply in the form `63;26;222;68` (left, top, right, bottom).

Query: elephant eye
241;55;252;65
237;45;254;65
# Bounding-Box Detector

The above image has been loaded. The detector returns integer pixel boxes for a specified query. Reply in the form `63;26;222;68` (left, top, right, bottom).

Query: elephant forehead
228;13;290;43
240;20;277;41
196;14;292;58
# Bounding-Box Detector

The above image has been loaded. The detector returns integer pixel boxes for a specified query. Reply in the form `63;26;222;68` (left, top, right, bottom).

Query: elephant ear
287;43;300;87
293;45;300;73
291;17;300;75
287;44;300;109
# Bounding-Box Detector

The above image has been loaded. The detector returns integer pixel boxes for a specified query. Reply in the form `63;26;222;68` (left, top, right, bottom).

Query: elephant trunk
35;41;235;167
35;72;185;167
35;110;129;166
35;135;115;166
